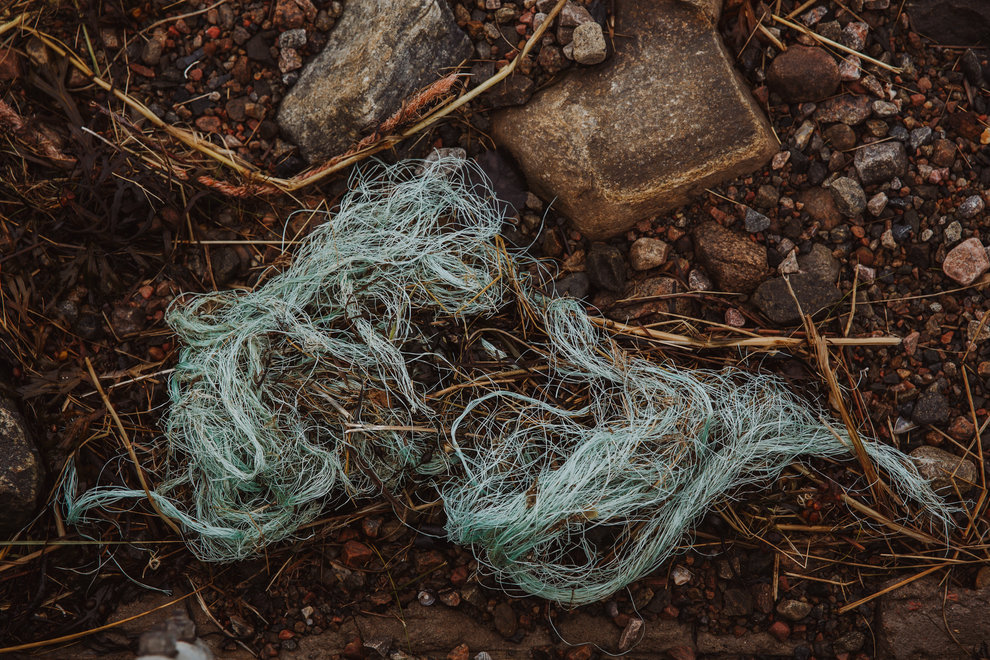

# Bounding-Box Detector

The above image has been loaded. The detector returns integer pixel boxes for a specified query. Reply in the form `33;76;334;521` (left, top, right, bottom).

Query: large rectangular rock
492;0;777;239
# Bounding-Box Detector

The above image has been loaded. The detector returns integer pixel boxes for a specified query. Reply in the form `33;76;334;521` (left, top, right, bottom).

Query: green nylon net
66;157;951;605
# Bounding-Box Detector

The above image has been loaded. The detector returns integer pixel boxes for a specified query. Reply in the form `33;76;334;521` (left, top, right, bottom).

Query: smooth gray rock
277;0;472;162
0;395;42;536
492;0;776;239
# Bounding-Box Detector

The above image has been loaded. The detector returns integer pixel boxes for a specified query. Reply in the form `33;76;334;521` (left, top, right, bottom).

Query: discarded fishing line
66;156;952;604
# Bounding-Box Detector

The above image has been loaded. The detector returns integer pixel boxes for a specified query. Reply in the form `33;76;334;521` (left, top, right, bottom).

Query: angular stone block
492;0;776;239
277;0;472;163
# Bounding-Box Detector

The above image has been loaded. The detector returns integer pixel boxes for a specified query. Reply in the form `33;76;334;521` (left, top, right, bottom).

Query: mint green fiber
65;157;953;605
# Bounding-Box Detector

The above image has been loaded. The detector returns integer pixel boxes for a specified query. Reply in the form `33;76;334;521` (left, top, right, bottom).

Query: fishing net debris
66;157;952;605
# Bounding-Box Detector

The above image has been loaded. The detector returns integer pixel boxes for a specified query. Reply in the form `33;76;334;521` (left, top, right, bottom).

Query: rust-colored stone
341;540;373;567
691;221;768;293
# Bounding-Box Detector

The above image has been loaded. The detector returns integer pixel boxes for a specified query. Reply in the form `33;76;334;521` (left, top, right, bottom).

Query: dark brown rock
341;540;373;567
692;221;769;293
722;588;753;617
877;575;990;658
906;0;990;47
767;46;840;102
111;304;146;335
823;123;856;151
697;630;797;656
492;0;775;239
586;243;628;292
799;187;842;229
946;110;987;142
484;74;536;109
226;97;250;123
752;272;842;324
0;47;21;81
277;0;472;162
0;395;42;536
274;0;316;29
493;602;517;638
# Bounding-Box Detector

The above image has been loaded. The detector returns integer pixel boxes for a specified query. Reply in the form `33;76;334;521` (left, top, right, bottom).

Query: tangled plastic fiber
67;156;951;605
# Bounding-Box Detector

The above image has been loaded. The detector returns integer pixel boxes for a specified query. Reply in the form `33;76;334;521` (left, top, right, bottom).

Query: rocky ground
1;0;990;658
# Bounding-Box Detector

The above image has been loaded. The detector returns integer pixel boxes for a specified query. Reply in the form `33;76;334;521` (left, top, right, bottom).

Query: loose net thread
66;157;953;604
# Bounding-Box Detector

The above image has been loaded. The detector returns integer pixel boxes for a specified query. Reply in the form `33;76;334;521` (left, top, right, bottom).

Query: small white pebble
672;565;693;586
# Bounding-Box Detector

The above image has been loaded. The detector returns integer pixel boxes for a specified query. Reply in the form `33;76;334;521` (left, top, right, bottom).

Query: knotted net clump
66;157;951;605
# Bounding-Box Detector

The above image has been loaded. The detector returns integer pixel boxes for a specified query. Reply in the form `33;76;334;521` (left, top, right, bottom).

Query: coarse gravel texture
1;0;989;658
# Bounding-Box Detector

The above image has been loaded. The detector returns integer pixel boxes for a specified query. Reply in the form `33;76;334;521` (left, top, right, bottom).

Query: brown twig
837;564;943;614
591;315;901;350
0;581;210;653
771;14;902;73
8;0;569;197
83;357;183;537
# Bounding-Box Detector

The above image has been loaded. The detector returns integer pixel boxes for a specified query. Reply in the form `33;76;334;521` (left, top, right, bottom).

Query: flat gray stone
277;0;472;163
0;395;42;535
491;0;776;239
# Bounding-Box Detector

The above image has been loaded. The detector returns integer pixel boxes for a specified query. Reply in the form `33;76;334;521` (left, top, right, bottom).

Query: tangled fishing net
66;156;952;605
